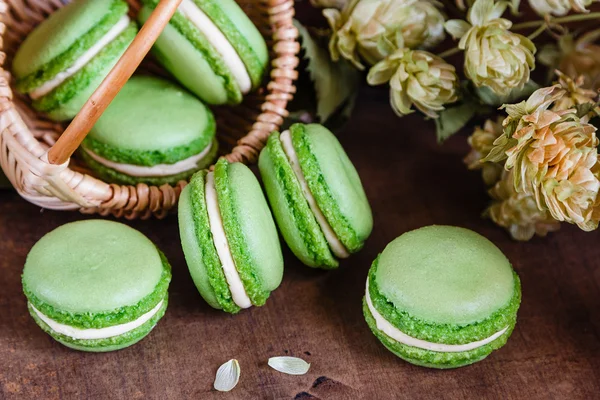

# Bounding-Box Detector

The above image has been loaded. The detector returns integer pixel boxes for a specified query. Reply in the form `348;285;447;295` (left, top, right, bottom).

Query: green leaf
476;81;540;107
294;19;361;125
435;102;478;143
482;135;515;163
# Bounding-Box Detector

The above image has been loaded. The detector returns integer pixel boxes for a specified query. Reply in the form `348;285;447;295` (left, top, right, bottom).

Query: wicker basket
0;0;299;219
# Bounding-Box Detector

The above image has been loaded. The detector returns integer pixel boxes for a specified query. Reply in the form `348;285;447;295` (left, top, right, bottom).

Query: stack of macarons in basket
13;0;268;184
16;0;522;369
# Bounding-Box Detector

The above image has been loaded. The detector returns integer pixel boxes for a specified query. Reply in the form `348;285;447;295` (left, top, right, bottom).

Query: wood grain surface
1;87;600;399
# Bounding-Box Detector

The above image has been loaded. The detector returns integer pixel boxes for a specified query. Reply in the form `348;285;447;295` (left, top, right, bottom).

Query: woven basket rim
0;0;299;219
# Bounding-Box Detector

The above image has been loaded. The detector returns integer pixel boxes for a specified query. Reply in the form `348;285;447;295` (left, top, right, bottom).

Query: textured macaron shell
259;132;338;268
375;226;515;325
82;76;215;164
138;6;230;105
214;160;284;304
139;0;242;104
290;123;373;253
190;0;268;87
22;220;165;315
12;0;126;80
178;178;235;312
31;23;137;121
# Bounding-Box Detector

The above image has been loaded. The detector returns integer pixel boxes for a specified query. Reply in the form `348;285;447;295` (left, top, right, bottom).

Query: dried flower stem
512;12;600;30
438;47;462;58
527;24;547;40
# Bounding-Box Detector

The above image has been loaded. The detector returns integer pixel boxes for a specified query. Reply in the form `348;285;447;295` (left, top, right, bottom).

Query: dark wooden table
1;86;600;399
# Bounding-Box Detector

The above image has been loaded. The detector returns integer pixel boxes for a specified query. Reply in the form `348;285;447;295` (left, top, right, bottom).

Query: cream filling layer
280;130;350;259
84;141;213;177
179;0;251;94
30;300;164;340
30;15;131;100
205;172;252;309
365;280;509;353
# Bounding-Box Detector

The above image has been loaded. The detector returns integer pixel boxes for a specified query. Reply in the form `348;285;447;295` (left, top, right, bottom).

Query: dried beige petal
214;359;240;392
268;357;311;375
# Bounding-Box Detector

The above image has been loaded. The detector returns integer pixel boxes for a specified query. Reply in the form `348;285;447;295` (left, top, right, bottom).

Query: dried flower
464;117;505;186
310;0;350;9
324;0;445;70
445;0;536;95
367;48;458;118
487;170;561;241
538;32;600;91
552;71;599;112
485;85;600;231
528;0;593;16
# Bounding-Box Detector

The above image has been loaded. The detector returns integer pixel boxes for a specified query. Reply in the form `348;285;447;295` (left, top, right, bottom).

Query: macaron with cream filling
12;0;138;121
138;0;269;105
79;76;217;185
22;220;171;352
178;159;283;313
259;123;373;269
364;225;521;369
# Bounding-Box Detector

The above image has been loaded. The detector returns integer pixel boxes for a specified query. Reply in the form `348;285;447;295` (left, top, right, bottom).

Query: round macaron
138;0;269;105
178;159;283;314
363;226;521;369
259;123;373;269
22;220;171;352
79;76;217;186
12;0;138;121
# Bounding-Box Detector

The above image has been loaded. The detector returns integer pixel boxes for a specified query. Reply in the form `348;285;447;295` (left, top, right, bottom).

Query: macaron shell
291;124;373;253
32;23;137;121
192;0;268;87
29;297;168;353
259;133;338;268
138;6;230;105
214;160;284;304
178;172;241;314
12;0;126;79
22;220;164;315
87;76;215;153
375;226;516;325
139;2;242;104
178;184;221;310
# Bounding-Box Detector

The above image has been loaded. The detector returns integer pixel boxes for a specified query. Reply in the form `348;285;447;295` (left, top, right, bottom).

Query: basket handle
47;0;183;166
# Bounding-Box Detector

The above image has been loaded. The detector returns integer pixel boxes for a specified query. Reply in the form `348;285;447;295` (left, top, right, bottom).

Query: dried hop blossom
538;33;600;91
485;85;600;231
552;71;599;112
444;0;536;96
528;0;593;16
464;117;505;186
367;48;459;118
324;0;446;70
487;170;561;241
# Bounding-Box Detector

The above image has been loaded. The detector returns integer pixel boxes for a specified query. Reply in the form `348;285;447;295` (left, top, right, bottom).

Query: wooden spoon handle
47;0;182;165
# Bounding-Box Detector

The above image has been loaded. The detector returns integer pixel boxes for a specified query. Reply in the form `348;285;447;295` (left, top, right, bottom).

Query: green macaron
12;0;138;121
259;123;373;269
178;159;283;314
79;76;217;186
138;0;269;105
363;226;521;369
22;220;171;352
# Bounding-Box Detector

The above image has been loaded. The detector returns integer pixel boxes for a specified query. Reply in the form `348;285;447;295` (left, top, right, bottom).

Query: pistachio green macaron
139;0;269;105
364;226;521;369
259;123;373;269
79;76;217;186
22;220;171;352
12;0;137;121
178;159;283;314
